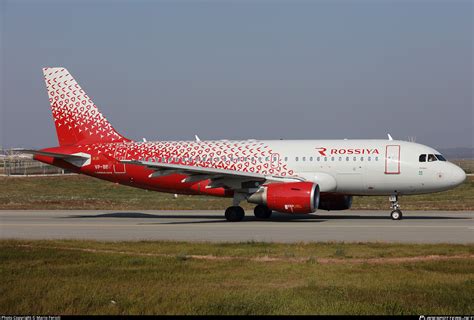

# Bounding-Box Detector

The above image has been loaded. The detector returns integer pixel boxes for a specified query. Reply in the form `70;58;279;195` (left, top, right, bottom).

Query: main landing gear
254;204;272;219
224;204;273;222
225;206;245;222
389;194;403;220
225;193;246;222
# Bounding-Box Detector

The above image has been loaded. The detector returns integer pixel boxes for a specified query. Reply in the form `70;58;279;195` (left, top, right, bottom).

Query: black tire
254;204;272;219
225;206;245;222
391;209;403;220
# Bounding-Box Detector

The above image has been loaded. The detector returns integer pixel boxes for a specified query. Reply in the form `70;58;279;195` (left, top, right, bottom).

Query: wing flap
122;160;304;189
122;160;267;180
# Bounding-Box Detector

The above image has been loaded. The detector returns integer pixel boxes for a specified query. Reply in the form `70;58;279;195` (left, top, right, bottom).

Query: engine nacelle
318;194;353;211
248;182;320;214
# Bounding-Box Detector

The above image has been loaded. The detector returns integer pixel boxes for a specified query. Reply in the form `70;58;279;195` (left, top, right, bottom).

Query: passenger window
338;157;342;161
428;154;437;162
324;157;328;162
346;157;349;161
302;157;306;162
353;157;356;161
368;156;371;161
284;157;288;162
309;157;313;161
295;157;299;162
419;154;426;162
317;157;320;161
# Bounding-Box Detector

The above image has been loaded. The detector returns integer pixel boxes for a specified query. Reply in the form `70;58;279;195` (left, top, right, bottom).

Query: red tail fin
43;67;129;146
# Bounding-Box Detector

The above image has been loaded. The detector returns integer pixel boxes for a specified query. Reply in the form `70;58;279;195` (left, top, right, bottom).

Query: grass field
0;174;473;210
1;240;472;315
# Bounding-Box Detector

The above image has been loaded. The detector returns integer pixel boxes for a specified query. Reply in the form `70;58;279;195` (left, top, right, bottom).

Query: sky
0;0;472;149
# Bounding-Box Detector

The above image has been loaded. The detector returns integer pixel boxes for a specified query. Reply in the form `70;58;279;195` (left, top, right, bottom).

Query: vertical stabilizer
43;67;129;146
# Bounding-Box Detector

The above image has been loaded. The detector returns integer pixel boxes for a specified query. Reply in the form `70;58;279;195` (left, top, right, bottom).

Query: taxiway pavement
1;210;472;243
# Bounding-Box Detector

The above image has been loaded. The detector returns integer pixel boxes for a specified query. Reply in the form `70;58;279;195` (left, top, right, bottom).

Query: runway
0;210;472;243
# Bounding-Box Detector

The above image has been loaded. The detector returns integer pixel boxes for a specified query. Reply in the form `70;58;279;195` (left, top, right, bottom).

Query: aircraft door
113;145;128;174
271;153;280;169
385;145;400;174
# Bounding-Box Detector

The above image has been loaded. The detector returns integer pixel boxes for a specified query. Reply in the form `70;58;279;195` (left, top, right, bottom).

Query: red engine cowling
248;182;320;214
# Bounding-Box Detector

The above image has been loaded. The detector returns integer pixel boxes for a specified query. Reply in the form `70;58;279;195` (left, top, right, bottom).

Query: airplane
22;68;467;221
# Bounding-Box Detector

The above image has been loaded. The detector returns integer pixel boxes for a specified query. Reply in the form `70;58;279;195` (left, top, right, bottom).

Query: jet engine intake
318;194;353;211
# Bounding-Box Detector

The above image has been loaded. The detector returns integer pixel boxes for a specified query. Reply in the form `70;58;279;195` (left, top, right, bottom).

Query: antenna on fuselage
195;135;201;142
387;133;393;141
142;138;147;142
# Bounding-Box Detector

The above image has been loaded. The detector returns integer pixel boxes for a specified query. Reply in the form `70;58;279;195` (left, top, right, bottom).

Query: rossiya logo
316;147;327;156
316;147;379;156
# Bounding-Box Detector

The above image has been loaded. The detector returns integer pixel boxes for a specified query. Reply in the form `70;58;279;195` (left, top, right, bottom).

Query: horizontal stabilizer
20;149;91;167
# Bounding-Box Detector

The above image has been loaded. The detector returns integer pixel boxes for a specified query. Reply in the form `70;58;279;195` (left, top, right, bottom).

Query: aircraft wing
122;159;303;189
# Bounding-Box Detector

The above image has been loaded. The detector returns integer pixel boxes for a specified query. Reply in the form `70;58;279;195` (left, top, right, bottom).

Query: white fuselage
253;139;466;195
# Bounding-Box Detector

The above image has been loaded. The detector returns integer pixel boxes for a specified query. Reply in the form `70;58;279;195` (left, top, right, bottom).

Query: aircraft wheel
390;209;403;220
254;204;272;219
225;206;245;222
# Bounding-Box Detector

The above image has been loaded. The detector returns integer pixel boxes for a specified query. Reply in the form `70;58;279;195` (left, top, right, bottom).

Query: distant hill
437;147;474;160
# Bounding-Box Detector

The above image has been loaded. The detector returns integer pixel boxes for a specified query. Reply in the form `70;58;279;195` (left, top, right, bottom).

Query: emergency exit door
385;145;400;174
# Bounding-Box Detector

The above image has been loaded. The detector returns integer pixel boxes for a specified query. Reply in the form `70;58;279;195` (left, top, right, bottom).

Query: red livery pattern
77;140;294;176
43;68;129;146
35;68;298;205
43;67;293;177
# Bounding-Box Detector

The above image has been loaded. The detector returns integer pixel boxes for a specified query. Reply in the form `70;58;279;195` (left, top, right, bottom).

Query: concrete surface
1;210;473;243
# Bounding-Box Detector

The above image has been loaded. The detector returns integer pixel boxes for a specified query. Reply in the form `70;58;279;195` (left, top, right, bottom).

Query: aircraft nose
449;165;466;187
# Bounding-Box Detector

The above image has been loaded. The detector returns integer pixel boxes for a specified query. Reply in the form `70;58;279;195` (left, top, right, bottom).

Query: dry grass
1;240;473;315
1;174;473;210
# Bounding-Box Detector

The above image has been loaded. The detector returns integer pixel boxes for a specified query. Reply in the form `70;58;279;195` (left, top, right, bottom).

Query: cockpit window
427;154;437;162
419;154;426;162
435;154;446;161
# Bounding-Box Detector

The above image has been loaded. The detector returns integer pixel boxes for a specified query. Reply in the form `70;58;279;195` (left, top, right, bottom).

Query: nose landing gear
389;194;403;220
